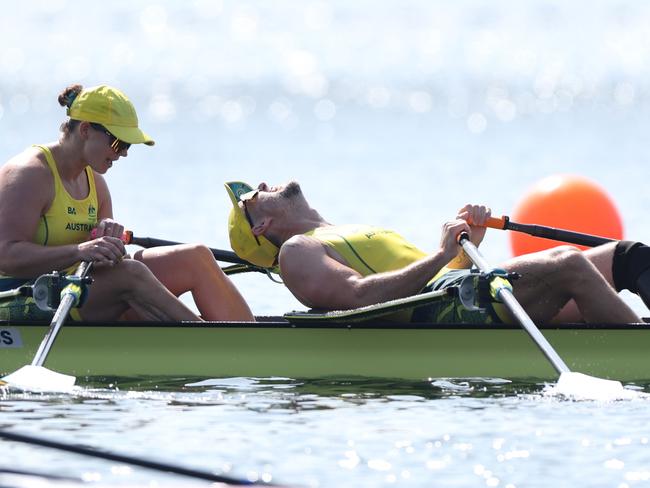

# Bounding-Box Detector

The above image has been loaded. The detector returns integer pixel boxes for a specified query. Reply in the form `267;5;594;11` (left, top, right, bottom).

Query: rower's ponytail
58;84;83;134
58;84;83;109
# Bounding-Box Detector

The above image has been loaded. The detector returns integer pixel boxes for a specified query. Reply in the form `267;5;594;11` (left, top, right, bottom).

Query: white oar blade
551;372;643;401
1;365;76;392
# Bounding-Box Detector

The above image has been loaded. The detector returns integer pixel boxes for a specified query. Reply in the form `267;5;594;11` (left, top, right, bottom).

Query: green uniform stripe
335;234;377;274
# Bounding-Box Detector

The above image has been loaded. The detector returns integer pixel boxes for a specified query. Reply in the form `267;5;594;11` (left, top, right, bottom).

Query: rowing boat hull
2;319;649;382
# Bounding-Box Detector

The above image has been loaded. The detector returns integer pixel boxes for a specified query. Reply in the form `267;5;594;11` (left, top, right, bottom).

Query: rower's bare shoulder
1;147;52;181
280;235;324;258
279;235;324;273
0;148;54;205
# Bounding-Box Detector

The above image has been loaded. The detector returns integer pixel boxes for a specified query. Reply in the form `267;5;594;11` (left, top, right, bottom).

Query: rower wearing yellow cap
0;84;252;322
224;180;644;325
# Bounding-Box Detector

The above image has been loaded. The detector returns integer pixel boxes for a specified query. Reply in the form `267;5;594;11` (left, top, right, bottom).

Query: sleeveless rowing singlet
303;224;503;324
33;145;98;247
0;145;98;291
304;224;428;276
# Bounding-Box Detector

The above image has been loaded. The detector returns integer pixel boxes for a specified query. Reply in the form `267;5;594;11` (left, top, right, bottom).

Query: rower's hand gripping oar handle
90;228;132;244
485;216;508;230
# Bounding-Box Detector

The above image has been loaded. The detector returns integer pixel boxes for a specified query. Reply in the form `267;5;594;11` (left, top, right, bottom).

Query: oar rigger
1;262;93;391
31;270;93;312
0;270;93;313
474;268;520;311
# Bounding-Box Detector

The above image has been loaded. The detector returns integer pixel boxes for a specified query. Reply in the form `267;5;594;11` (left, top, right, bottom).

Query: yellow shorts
411;269;509;324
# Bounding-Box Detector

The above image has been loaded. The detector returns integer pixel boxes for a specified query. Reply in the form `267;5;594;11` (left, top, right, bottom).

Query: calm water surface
2;377;650;487
3;1;650;487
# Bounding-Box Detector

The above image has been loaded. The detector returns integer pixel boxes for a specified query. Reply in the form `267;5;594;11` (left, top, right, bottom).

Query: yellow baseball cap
225;181;279;268
68;85;154;146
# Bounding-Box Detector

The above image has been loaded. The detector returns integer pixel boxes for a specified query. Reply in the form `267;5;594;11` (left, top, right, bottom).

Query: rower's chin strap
264;269;283;284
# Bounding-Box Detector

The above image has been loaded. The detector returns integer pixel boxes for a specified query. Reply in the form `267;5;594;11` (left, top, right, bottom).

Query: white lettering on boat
0;329;22;348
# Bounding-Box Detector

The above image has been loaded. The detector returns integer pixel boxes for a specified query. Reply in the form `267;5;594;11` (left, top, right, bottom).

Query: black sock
613;241;650;307
636;269;650;309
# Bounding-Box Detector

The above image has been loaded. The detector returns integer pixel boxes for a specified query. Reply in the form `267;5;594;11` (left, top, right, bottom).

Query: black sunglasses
89;123;131;153
242;197;261;245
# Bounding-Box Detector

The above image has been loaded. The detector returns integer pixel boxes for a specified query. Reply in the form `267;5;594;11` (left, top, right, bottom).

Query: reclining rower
224;180;648;324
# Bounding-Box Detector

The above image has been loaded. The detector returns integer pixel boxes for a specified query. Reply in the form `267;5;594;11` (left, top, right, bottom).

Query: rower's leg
134;244;254;321
570;241;650;313
502;245;640;323
79;259;201;322
525;242;648;322
552;242;617;322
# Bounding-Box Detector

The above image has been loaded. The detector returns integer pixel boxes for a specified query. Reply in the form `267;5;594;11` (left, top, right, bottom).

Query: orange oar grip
485;216;507;230
90;228;132;244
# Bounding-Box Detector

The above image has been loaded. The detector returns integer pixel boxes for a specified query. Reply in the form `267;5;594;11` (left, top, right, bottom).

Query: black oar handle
127;235;251;265
486;216;616;248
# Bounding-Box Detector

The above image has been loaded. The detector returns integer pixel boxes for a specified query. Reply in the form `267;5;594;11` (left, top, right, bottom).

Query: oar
123;233;274;277
1;261;92;391
0;430;276;486
457;232;633;400
124;233;249;265
485;215;615;248
90;229;267;275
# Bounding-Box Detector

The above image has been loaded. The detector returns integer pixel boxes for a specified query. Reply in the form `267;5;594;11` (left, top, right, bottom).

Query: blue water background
2;1;650;486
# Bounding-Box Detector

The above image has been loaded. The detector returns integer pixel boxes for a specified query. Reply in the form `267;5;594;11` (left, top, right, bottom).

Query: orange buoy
510;174;623;256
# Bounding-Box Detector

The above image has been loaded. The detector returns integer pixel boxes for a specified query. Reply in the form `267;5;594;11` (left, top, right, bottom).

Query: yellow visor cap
225;181;279;268
68;85;155;146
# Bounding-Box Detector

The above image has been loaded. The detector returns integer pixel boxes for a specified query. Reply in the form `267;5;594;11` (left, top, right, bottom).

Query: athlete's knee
117;258;157;283
189;243;214;262
543;246;594;286
178;244;221;274
90;259;158;297
547;245;586;268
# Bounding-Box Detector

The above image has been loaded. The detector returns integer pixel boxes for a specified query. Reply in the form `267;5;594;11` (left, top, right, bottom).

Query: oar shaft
486;216;615;248
127;235;250;265
458;234;570;375
0;288;23;299
0;430;259;486
496;291;570;375
32;261;91;367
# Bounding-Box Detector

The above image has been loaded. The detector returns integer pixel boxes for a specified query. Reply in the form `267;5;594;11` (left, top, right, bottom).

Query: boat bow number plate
0;328;23;348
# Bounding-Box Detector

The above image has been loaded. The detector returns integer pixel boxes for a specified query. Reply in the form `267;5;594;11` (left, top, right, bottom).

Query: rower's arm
279;230;463;310
0;157;79;276
0;157;126;277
